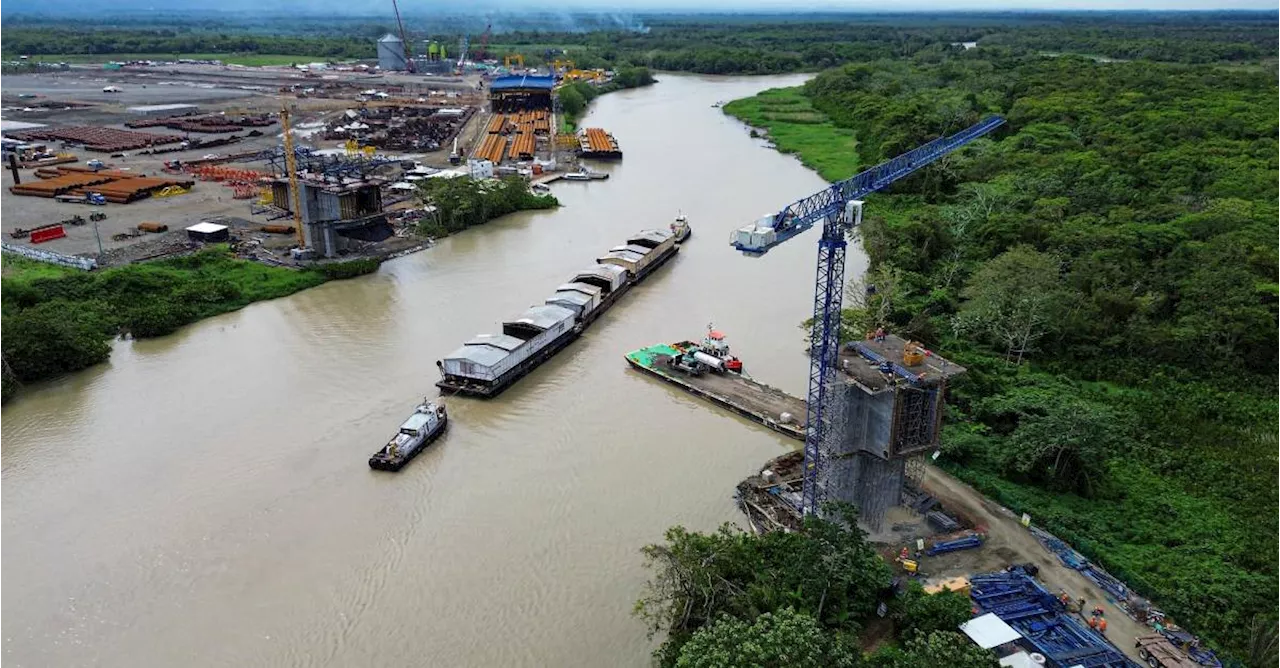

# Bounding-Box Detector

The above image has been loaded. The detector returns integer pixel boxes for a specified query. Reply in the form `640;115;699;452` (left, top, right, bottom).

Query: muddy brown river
2;73;868;667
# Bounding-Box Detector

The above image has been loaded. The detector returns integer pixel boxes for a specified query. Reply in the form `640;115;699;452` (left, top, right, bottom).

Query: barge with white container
624;330;806;441
436;227;682;398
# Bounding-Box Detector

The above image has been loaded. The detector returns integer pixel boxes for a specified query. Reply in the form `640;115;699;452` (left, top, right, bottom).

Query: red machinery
30;224;67;243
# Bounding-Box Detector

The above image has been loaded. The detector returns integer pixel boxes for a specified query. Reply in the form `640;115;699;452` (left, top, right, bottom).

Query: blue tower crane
732;116;1005;517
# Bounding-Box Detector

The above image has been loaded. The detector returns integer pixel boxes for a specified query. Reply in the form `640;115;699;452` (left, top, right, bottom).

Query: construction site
0;32;628;268
613;115;1226;668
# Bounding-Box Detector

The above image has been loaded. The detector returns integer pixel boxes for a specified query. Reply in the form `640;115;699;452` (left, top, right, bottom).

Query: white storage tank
377;34;409;71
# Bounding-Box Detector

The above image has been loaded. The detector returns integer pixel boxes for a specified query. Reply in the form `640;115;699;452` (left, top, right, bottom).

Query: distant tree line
3;12;1275;67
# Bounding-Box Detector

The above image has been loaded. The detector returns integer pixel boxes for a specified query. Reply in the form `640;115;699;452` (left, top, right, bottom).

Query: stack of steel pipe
7;126;183;153
10;173;116;198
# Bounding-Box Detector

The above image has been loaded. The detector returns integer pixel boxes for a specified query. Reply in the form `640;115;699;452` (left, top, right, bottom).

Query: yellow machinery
553;59;576;73
278;104;306;249
344;139;359;157
257;187;273;206
565;68;604;82
154;185;190;198
504;54;525;69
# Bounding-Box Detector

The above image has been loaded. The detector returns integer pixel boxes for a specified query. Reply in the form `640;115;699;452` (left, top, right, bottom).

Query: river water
2;73;867;667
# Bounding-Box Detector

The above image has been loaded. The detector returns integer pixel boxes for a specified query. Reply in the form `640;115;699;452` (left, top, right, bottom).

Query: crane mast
278;105;306;250
736;116;1006;517
390;0;415;73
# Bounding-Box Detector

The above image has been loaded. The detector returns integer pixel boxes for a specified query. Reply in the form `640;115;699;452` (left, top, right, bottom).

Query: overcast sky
4;0;1277;14
386;0;1277;10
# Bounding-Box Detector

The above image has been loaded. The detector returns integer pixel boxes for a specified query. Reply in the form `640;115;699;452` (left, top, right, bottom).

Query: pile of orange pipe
583;128;615;152
477;133;507;163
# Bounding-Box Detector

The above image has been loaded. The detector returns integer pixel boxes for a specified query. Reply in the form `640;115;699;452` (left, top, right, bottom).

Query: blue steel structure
970;568;1137;668
737;116;1005;517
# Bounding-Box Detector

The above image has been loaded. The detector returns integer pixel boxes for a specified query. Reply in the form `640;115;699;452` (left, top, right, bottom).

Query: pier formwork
823;334;965;531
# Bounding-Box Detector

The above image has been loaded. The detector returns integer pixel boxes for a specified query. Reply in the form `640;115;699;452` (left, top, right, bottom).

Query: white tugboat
670;212;691;243
368;398;449;471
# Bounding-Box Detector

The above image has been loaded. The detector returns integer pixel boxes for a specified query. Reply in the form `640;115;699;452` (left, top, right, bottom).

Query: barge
624;339;806;441
578;127;622;160
368;399;448;471
437;227;682;398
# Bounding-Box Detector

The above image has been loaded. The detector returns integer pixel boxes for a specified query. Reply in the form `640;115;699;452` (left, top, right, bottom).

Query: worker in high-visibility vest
1087;616;1098;630
1098;617;1108;633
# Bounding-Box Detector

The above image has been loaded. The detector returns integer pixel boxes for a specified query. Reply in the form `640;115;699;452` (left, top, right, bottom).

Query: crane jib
770;116;1006;241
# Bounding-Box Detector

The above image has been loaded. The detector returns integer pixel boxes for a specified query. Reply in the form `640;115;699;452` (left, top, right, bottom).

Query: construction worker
1092;605;1105;618
1098;617;1108;634
1087;616;1098;630
1078;598;1087;613
1058;590;1071;607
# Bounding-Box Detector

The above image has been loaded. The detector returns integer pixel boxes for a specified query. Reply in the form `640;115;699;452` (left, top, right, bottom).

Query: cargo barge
624;340;806;441
578;127;622;160
437;227;681;398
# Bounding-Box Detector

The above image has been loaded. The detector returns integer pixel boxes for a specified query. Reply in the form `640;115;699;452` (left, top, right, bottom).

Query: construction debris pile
735;451;806;533
7;126;183;153
320;106;473;152
8;166;195;203
125;113;275;133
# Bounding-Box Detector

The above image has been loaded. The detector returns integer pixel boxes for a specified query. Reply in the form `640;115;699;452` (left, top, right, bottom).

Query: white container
692;351;725;371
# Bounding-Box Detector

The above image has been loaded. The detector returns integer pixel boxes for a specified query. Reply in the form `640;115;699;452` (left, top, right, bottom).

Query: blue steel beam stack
970;568;1138;668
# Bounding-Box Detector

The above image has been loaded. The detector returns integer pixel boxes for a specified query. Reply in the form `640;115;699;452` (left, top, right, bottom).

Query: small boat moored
563;169;609;181
368;398;448;471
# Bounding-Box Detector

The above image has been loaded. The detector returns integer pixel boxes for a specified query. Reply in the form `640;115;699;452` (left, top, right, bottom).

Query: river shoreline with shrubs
1;248;381;403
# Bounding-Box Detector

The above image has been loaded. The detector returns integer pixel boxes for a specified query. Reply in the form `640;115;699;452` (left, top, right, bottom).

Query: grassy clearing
1;256;74;281
18;53;339;66
722;87;860;182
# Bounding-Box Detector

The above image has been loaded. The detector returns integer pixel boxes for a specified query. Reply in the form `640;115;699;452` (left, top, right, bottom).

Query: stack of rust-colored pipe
10;166;193;203
10;172;117;198
508;124;536;161
7;126;183;153
477;133;507;163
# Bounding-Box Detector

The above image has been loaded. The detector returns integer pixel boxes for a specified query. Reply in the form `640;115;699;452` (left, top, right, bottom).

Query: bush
313;258;381;280
1;299;112;382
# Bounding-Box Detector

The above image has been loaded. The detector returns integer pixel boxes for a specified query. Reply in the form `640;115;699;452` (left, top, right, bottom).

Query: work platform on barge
624;343;807;441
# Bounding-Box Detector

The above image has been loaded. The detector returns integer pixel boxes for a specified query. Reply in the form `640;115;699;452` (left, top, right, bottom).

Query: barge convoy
368;398;449;471
437;223;689;398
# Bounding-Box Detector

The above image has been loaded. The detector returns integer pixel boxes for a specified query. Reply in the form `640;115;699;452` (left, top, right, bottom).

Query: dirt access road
918;465;1147;663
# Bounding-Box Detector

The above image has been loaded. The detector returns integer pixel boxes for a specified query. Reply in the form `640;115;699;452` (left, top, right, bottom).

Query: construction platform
624;344;806;441
838;334;966;393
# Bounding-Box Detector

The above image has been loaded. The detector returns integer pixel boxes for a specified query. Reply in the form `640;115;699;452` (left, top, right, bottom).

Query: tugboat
670;212;691;243
698;324;743;373
368;398;448;472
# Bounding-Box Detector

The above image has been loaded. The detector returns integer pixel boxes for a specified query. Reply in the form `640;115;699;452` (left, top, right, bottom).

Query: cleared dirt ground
918;466;1148;662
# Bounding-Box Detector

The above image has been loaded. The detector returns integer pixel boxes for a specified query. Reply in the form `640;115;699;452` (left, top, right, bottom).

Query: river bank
721;57;1277;659
0;248;379;403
